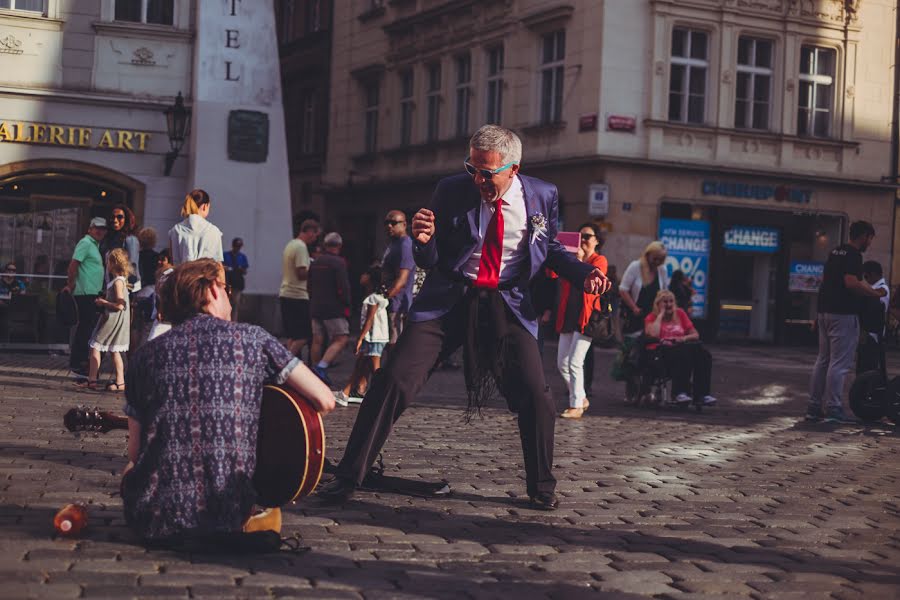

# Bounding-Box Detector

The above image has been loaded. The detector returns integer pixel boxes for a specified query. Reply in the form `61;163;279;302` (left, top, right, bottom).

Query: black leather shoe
528;492;559;511
315;476;356;504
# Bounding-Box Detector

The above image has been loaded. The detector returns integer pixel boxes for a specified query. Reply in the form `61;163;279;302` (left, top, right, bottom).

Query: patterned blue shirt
122;314;298;540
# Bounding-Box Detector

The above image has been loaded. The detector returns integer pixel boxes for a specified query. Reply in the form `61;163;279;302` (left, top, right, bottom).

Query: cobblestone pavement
0;342;899;599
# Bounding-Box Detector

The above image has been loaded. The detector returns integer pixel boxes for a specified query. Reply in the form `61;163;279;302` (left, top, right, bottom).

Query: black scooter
848;333;900;423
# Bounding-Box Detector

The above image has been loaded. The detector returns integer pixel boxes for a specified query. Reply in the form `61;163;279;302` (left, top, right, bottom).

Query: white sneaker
702;395;717;406
675;393;692;404
346;395;364;404
333;391;349;407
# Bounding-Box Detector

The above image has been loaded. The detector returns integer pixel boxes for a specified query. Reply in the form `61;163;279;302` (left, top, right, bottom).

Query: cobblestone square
0;344;898;599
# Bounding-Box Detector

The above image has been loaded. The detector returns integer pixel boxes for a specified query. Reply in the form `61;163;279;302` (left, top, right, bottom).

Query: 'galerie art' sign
0;120;151;152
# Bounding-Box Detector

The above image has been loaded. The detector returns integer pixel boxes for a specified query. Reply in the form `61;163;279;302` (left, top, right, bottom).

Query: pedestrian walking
556;223;608;419
146;250;174;342
856;260;890;375
64;217;107;379
317;125;611;510
223;237;249;322
335;264;390;406
308;232;351;385
132;227;159;348
381;209;415;356
279;218;320;358
102;204;140;291
78;248;131;392
169;189;223;264
619;242;669;336
807;220;885;423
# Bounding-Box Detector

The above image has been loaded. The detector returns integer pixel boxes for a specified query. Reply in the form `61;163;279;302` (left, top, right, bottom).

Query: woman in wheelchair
643;290;716;407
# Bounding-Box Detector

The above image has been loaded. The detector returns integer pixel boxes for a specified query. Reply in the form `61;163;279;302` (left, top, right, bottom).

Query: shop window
363;81;380;154
539;30;565;124
115;0;174;26
425;63;442;143
398;70;414;147
455;54;471;138
486;45;504;125
735;37;773;130
669;28;708;124
0;0;44;13
798;45;836;138
299;90;316;155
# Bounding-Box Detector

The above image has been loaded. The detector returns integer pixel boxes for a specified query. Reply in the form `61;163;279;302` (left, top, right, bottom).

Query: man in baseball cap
65;217;108;379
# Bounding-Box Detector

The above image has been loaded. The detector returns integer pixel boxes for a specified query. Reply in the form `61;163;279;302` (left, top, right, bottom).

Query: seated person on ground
121;258;335;544
644;290;716;407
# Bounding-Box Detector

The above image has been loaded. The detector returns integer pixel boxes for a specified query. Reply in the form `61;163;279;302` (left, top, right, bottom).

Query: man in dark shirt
381;210;415;352
308;232;351;385
807;220;885;423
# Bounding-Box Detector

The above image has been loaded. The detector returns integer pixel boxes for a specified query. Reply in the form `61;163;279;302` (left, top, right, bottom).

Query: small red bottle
53;504;87;536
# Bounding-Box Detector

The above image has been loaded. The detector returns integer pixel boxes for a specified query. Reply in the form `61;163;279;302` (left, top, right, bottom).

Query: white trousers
556;331;593;408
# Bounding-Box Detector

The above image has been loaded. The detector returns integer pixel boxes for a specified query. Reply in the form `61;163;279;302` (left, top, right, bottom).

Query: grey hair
323;232;343;247
469;125;522;165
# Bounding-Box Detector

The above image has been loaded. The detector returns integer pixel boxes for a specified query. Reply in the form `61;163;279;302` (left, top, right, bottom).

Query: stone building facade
0;1;292;344
323;0;897;343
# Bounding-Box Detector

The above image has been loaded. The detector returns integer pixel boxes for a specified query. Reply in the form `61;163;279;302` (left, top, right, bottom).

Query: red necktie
474;200;504;289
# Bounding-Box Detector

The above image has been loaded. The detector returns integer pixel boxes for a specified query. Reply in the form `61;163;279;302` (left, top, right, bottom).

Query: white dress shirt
461;175;529;283
870;277;890;341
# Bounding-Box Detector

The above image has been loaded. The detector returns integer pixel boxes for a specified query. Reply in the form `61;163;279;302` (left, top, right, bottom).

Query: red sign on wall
607;115;637;132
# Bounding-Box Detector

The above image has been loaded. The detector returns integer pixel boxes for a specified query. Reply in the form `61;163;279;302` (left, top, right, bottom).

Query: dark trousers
661;344;712;401
336;299;558;496
70;294;99;370
856;335;882;375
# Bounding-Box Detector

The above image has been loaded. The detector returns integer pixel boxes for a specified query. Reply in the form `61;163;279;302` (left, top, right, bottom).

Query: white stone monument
190;0;291;301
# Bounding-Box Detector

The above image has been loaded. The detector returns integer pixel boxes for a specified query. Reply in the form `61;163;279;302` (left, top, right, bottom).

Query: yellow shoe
243;507;282;534
560;407;585;419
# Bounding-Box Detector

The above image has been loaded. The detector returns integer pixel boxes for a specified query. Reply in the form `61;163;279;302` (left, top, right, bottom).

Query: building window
399;70;414;147
114;0;174;25
735;37;773;130
426;63;442;142
668;28;708;124
364;81;379;154
299;91;316;155
486;45;504;124
455;54;471;138
305;0;322;34
0;0;44;13
279;0;296;42
539;30;565;124
798;45;836;138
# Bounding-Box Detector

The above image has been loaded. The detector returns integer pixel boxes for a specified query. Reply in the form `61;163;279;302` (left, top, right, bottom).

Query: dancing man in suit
318;125;610;510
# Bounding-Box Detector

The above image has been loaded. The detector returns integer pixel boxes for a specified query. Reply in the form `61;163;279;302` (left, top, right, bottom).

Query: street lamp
163;91;191;176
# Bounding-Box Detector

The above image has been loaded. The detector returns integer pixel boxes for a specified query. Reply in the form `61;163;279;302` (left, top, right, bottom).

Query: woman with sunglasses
101;204;141;292
555;223;608;419
168;189;223;265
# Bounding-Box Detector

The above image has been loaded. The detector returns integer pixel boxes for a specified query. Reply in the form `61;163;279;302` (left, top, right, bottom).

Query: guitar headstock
63;407;128;433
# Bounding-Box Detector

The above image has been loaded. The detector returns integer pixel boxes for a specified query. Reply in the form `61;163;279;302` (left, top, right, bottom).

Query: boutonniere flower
530;213;548;245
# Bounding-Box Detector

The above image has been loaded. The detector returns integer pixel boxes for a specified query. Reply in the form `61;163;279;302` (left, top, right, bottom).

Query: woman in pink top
644;290;716;407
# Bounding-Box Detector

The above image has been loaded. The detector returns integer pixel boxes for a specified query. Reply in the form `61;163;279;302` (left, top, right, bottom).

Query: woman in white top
619;241;669;336
168;189;223;264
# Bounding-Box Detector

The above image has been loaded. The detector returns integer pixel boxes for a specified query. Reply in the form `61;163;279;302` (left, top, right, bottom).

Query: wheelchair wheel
848;370;887;422
885;376;900;424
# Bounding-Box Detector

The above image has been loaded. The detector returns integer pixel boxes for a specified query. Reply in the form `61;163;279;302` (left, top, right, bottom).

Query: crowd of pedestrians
57;181;891;430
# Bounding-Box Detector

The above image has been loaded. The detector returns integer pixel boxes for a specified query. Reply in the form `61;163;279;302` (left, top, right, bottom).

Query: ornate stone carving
0;34;23;55
722;70;733;84
655;60;665;76
845;85;855;99
788;0;857;24
786;78;795;92
736;0;785;12
131;47;156;66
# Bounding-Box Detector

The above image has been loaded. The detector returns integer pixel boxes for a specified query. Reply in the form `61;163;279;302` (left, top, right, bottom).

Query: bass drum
848;370;887;422
885;376;900;424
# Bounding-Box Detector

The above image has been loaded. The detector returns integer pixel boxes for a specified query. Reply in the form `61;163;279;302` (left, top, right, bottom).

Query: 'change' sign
723;226;780;253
